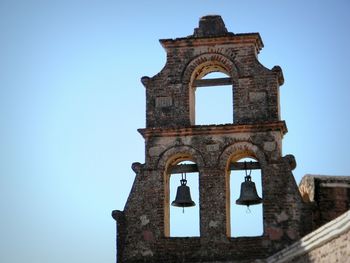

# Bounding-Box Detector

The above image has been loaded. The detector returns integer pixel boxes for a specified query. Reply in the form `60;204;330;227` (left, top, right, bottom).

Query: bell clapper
246;206;251;214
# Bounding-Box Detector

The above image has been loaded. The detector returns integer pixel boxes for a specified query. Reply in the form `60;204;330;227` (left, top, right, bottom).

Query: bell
236;175;262;206
171;178;196;208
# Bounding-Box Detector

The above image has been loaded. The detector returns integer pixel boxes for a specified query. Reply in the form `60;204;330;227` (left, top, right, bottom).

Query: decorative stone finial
131;162;143;174
193;15;228;37
141;76;150;88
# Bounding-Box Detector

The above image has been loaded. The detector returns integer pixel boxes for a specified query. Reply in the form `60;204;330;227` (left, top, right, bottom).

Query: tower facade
113;15;312;262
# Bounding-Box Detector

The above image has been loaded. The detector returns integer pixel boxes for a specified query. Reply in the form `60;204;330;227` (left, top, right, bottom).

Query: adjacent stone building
112;15;350;263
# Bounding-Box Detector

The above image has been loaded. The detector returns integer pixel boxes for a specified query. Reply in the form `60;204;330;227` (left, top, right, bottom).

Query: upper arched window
188;58;235;126
194;72;233;125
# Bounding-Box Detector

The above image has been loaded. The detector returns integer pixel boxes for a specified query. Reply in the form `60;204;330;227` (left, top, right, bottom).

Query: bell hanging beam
169;161;260;174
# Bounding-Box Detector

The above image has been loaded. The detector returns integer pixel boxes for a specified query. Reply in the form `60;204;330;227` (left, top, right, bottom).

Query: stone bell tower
112;15;312;262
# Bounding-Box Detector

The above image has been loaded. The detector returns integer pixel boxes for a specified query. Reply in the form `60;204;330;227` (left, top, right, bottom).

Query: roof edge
266;210;350;263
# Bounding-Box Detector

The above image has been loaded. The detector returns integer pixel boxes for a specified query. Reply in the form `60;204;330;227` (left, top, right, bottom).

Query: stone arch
182;52;239;85
157;145;205;173
157;145;205;236
219;141;266;169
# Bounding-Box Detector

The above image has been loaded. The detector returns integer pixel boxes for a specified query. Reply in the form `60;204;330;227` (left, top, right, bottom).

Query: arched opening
195;72;233;125
165;160;200;237
187;58;235;126
228;157;263;237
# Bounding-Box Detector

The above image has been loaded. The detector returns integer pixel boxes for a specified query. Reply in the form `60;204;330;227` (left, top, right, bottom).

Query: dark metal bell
236;175;262;206
171;179;196;207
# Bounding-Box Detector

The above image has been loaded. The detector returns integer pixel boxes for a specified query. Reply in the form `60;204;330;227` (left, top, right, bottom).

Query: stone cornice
160;33;263;53
138;121;287;139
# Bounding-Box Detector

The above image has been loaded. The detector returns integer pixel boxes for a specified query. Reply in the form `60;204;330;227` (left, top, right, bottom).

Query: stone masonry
266;210;350;263
299;175;350;231
112;15;349;262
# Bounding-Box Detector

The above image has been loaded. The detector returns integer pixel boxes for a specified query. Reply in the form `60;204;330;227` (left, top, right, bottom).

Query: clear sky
1;0;350;262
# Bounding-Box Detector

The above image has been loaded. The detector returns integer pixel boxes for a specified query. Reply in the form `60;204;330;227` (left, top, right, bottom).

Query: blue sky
1;1;350;262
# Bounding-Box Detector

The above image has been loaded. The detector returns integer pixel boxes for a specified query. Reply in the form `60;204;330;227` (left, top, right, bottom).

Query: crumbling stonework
299;175;350;230
112;15;349;263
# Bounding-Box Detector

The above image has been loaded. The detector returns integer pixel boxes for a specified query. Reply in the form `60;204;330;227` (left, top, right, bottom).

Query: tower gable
141;15;284;128
113;16;311;263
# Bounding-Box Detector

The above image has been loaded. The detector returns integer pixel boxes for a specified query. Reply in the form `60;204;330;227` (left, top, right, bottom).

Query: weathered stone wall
141;16;283;128
266;210;350;263
293;229;350;263
114;124;310;262
299;175;350;231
